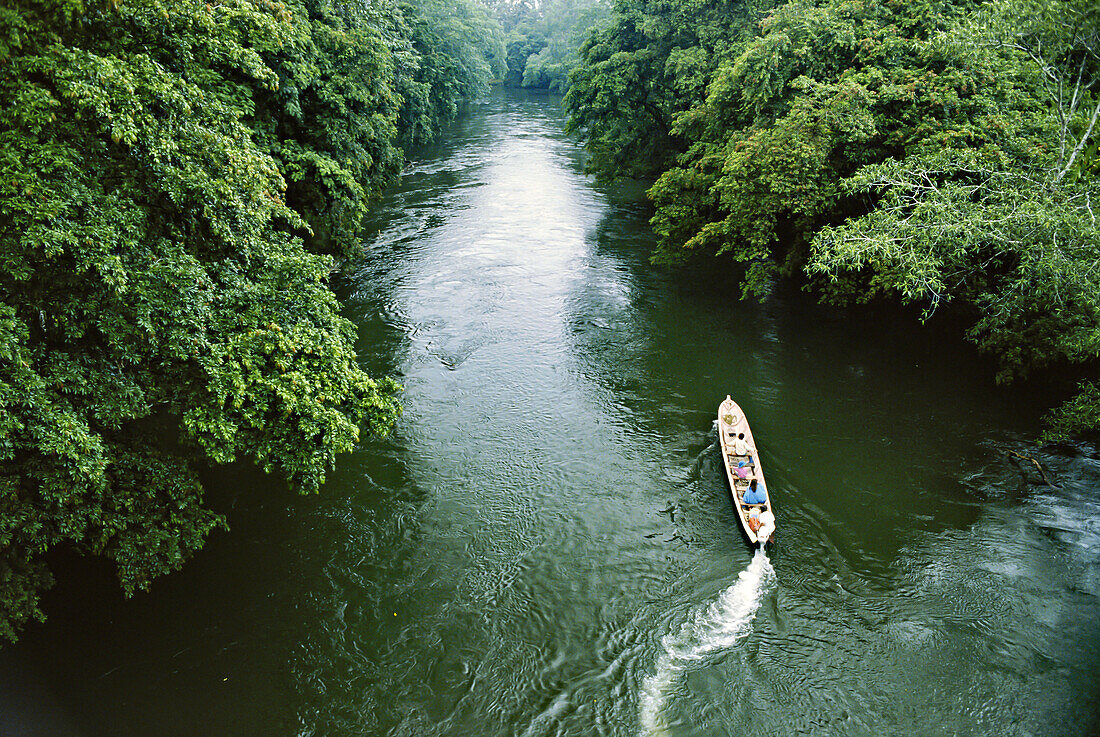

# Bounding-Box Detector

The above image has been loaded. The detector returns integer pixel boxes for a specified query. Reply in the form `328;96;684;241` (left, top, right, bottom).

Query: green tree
518;0;611;93
807;0;1099;437
565;0;772;180
0;0;401;642
647;0;982;277
396;0;506;149
568;0;1099;437
480;0;548;85
252;0;406;257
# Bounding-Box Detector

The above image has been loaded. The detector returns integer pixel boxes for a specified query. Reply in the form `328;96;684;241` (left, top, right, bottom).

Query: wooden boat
718;395;774;545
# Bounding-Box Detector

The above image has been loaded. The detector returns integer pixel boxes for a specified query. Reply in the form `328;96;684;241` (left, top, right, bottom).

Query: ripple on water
638;549;776;736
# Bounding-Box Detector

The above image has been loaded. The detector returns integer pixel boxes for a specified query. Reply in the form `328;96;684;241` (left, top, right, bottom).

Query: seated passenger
731;433;750;457
757;506;776;542
747;507;762;533
735;460;752;479
742;479;766;505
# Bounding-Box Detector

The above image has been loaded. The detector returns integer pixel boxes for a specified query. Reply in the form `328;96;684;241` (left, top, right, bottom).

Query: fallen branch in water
1005;449;1056;488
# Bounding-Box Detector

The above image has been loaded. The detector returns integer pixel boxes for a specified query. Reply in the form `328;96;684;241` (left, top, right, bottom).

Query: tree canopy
567;0;1100;438
0;0;502;641
486;0;611;92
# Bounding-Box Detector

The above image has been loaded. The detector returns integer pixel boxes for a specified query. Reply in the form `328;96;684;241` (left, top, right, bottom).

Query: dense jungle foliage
566;0;1100;438
487;0;610;92
0;0;502;640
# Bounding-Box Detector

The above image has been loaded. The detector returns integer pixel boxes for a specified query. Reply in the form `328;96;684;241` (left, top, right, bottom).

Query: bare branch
1056;97;1100;182
1005;449;1057;487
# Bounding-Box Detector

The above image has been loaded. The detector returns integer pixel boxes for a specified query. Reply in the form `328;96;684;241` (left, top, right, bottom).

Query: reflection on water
3;89;1098;737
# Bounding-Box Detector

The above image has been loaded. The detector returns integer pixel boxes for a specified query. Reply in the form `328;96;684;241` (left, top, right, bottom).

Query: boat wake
638;548;775;736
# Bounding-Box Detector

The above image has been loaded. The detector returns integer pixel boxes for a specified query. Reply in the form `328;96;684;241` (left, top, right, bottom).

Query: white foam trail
639;548;775;736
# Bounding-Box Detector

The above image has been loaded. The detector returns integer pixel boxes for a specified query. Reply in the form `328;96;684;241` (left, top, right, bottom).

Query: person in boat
735;460;752;478
747;505;776;539
757;506;776;542
731;432;750;457
742;479;766;505
747;507;762;532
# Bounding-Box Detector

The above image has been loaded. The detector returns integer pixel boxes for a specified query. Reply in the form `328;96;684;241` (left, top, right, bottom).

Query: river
3;89;1098;737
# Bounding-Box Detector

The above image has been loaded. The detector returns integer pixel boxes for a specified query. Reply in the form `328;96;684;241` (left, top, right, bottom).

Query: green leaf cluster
565;0;771;180
250;0;503;253
0;0;503;641
483;0;610;92
395;0;506;149
567;0;1100;436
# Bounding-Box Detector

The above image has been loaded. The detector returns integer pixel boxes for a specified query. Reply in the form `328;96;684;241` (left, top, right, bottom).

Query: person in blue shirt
742;479;766;505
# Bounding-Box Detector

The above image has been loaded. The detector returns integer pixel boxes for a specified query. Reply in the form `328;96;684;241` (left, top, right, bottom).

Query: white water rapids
638;548;776;735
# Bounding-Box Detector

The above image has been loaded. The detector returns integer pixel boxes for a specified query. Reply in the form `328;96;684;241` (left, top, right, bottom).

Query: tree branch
1056;97;1100;182
1006;449;1056;487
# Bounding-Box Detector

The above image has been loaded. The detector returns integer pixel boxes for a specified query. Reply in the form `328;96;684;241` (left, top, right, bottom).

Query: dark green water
4;89;1099;737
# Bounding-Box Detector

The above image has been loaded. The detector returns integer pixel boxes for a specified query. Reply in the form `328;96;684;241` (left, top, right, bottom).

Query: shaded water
4;89;1099;737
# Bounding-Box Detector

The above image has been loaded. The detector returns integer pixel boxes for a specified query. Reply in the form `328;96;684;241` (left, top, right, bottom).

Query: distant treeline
565;0;1099;438
488;0;611;92
0;0;504;641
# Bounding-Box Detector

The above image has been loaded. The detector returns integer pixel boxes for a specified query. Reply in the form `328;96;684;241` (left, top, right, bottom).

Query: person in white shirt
731;432;750;457
757;507;776;543
747;505;775;541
